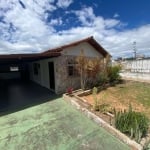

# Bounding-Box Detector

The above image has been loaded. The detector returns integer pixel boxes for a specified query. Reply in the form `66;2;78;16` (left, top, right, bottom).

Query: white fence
122;59;150;73
120;59;150;82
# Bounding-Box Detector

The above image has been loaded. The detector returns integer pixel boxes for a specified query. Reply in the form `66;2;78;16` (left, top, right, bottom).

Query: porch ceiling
0;52;61;64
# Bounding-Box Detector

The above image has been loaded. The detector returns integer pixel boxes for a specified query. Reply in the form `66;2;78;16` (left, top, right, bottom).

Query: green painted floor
0;98;130;150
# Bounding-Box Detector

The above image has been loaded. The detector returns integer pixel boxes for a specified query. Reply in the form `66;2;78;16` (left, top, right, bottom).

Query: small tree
76;50;104;90
76;50;88;90
98;54;111;85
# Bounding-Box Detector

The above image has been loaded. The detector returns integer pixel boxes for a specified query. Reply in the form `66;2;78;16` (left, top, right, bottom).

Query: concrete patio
0;97;130;150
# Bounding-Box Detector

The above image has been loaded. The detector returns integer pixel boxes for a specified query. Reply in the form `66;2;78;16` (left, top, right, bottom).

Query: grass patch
83;81;150;118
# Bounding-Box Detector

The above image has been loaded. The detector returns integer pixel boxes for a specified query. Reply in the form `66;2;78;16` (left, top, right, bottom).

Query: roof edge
43;36;110;57
0;36;110;59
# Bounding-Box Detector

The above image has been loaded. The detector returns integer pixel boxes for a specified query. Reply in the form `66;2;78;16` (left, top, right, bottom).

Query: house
0;36;110;94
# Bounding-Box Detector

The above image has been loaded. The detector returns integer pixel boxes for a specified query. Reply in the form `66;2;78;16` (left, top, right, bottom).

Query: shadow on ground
0;79;61;116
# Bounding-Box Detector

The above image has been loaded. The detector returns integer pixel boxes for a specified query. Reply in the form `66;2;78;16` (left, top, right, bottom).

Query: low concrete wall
120;72;150;83
63;94;147;150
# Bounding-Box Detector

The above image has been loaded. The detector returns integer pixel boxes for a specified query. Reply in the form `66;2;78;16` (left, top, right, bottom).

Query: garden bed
63;80;150;150
81;80;150;119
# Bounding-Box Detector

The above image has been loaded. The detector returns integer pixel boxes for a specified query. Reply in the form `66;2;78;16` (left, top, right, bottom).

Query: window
33;63;40;75
10;66;19;72
67;60;78;77
68;65;74;76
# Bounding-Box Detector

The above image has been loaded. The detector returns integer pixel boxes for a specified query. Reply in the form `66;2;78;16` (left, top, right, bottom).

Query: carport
0;53;59;114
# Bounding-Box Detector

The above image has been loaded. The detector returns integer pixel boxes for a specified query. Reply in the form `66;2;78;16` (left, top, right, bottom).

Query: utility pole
133;41;137;60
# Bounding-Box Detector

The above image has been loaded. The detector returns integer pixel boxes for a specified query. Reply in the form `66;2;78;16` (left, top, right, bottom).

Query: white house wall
29;61;42;85
40;57;58;90
62;42;103;58
40;59;50;89
29;57;57;91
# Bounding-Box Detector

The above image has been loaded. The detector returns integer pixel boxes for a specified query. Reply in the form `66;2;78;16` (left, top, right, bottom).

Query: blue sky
0;0;150;58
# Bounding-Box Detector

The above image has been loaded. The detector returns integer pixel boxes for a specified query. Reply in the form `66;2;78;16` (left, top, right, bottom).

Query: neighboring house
0;36;109;94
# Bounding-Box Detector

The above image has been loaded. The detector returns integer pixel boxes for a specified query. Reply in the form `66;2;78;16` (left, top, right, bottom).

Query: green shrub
98;72;108;85
107;65;121;82
114;105;149;142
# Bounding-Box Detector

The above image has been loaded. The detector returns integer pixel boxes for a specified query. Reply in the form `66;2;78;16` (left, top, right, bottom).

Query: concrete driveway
0;79;54;115
0;98;130;150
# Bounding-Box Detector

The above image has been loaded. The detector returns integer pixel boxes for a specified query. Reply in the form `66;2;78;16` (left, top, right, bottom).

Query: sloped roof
43;36;109;57
0;36;109;61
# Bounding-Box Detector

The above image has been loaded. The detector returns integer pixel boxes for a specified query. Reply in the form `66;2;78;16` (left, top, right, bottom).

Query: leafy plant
92;87;99;111
99;103;111;113
107;65;121;82
98;72;108;85
114;105;149;142
143;142;150;150
66;87;73;94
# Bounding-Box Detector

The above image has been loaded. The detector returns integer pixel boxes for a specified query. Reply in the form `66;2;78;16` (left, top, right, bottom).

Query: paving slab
0;98;130;150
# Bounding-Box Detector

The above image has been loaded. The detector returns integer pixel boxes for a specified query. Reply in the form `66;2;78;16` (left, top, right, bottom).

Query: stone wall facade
55;55;105;94
55;55;80;94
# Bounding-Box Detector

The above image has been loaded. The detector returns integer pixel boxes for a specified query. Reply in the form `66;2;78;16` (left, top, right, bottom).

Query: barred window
67;60;78;77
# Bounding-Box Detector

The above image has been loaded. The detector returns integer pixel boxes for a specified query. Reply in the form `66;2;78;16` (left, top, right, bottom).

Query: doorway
48;62;55;90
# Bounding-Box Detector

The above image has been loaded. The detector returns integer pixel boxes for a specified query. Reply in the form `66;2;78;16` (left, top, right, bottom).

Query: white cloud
101;24;150;57
0;0;57;53
58;7;150;58
49;18;62;26
104;19;120;28
73;7;121;29
73;7;96;26
0;40;38;54
56;0;73;8
113;13;119;18
0;3;150;58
